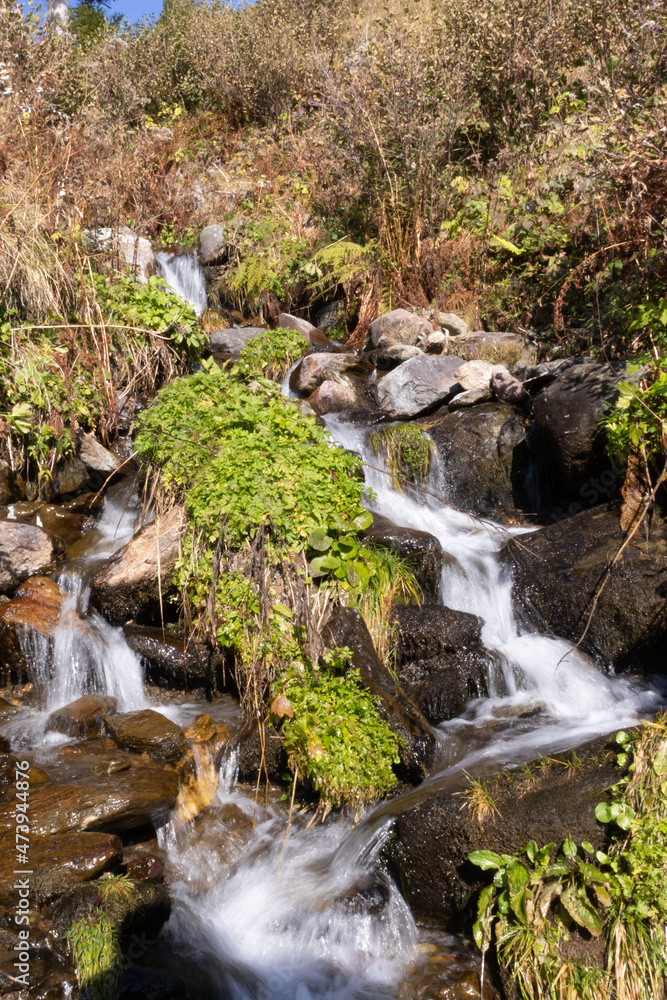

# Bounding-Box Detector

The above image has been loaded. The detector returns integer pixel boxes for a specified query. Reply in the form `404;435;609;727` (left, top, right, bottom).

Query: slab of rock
501;504;667;672
198;224;225;265
369;309;433;349
307;378;364;415
0;764;179;835
389;735;619;926
0;831;122;905
94;227;155;283
491;365;529;406
46;695;117;739
421;403;528;517
375;355;464;419
207;327;264;355
0;576;63;672
105;709;187;762
0;522;61;593
323;606;436;782
453;332;537;369
235;720;289;785
362;513;444;603
448;387;493;411
279;312;319;338
78;433;121;475
54;456;89;496
31;504;87;546
290;352;362;395
364;344;423;370
456;359;494;391
435;312;469;337
123;624;210;690
422;331;446;354
90;506;185;624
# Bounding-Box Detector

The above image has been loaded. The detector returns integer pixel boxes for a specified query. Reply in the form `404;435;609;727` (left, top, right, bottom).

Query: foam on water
155;250;208;317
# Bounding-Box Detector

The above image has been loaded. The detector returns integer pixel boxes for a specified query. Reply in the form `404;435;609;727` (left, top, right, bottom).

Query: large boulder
435;312;469;338
78;433;121;475
46;695;118;739
456;360;495;391
368;309;433;349
362;513;444;603
198;224;225;265
0;576;64;673
90;506;185;624
374;355;464;420
452;332;537;369
323;606;436;781
207;327;264;355
501;504;667;672
0;831;122;905
105;709;188;762
307;378;366;415
291;352;362;396
0;522;61;593
365;344;424;370
389;735;620;926
123;624;211;691
278;312;318;339
55;456;89;496
421;404;529;517
0;764;179;835
530;360;641;511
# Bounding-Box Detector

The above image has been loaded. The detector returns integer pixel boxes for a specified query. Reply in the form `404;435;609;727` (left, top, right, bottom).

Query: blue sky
27;0;165;24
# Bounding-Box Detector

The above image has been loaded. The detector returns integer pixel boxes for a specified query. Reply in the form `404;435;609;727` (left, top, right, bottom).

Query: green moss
370;423;433;489
238;326;309;381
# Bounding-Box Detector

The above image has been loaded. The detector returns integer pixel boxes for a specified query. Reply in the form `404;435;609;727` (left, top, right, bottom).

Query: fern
312;238;376;294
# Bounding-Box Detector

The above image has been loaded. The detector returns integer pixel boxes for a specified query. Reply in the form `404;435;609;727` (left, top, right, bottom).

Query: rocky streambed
1;284;667;999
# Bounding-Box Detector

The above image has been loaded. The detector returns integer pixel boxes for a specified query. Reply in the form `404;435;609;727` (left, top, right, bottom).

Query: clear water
155;250;208;317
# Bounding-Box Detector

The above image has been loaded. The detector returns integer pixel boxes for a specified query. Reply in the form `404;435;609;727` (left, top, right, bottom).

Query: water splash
155;250;208;317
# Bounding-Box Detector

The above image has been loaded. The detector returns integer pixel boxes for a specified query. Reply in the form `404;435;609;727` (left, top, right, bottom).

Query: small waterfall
155;249;208;317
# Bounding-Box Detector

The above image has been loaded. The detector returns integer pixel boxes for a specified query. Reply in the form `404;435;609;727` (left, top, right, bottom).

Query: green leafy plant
370;423;433;489
92;274;205;352
238;326;309;381
66;911;121;1000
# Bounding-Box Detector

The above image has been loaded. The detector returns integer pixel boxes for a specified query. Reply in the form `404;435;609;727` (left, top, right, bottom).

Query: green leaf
351;511;373;531
469;850;506;871
595;802;613;824
562;835;577;860
560;887;602;936
307;527;334;552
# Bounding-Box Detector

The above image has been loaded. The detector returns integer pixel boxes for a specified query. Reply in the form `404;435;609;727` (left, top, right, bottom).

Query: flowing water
155;249;208;317
9;394;666;998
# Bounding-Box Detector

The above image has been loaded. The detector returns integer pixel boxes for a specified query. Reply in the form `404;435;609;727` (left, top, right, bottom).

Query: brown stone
290;353;363;396
0;522;61;593
105;708;187;762
0;577;64;672
46;695;118;739
0;831;122;904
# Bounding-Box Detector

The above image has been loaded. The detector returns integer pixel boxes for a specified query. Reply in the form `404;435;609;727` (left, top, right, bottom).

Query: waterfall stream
155;249;208;317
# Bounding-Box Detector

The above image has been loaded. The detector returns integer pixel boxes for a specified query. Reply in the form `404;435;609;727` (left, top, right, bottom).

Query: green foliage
276;655;401;813
66;911;121;1000
238;327;309;381
91;274;205;353
135;367;367;549
604;361;667;469
470;722;667;1000
370;423;433;489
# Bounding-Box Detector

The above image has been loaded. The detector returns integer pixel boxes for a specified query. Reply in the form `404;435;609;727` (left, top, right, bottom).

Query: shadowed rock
0;831;122;904
46;695;118;739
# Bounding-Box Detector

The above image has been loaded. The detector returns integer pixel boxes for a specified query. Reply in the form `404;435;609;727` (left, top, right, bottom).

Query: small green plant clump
238;326;310;381
470;722;667;1000
90;273;205;353
66;911;121;1000
370;423;434;489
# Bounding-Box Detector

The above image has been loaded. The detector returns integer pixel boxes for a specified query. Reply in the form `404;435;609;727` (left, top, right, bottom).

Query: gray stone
278;313;318;338
491;365;529;406
291;352;361;395
365;344;423;369
0;523;59;593
55;457;89;495
307;378;362;415
93;227;155;283
368;309;433;349
207;327;264;355
198;224;225;265
455;359;495;391
453;331;537;369
78;434;120;475
422;331;446;354
448;387;493;411
435;312;469;337
374;355;463;419
315;300;346;331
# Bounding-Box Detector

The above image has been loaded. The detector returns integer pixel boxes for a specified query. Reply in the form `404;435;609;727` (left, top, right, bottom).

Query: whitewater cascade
155;249;208;317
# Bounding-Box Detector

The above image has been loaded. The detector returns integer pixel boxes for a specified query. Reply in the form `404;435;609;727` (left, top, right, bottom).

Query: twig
277;768;298;874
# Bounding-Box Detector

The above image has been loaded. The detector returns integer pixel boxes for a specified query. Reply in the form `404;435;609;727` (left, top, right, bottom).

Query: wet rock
198;223;226;265
278;312;319;339
55;457;89;496
501;504;667;672
0;764;179;835
50;880;171;943
105;709;188;762
335;873;391;916
421;404;528;517
29;504;88;547
323;606;436;781
307;378;365;415
125;853;164;883
448;971;500;1000
290;352;362;396
448;388;493;411
0;461;11;505
491;365;529;407
435;313;470;338
531;360;641;504
456;360;494;391
315;300;345;331
369;309;433;349
207;326;264;355
123;624;210;691
452;332;537;369
375;355;464;420
46;695;118;739
234;720;289;785
78;433;121;475
0;738;9;755
0;522;62;593
0;576;63;673
0;831;122;905
90;506;185;624
363;513;444;603
389;735;619;926
392;606;484;667
184;714;231;757
365;344;424;370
